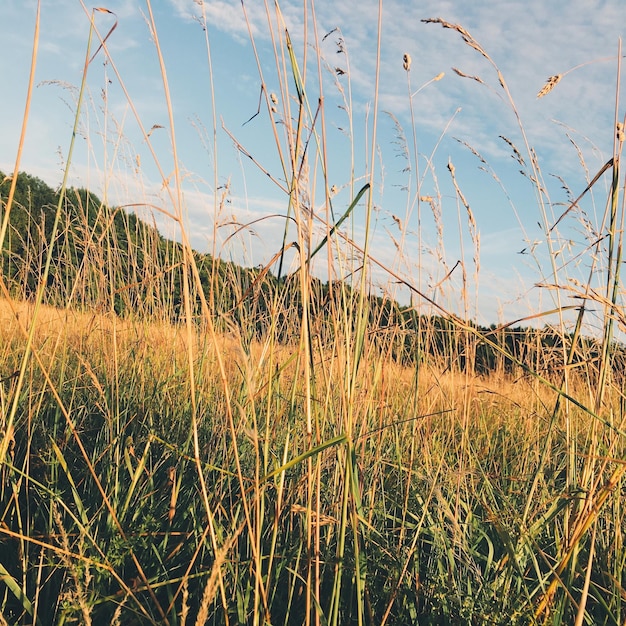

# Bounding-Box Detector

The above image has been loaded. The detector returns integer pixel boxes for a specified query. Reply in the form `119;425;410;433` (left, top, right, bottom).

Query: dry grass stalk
52;504;93;625
194;525;244;626
452;67;485;85
499;135;526;166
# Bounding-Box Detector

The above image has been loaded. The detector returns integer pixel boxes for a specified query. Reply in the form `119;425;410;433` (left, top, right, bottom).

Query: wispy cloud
193;0;622;175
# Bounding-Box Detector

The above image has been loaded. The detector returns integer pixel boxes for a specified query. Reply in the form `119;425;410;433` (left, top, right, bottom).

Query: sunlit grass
1;2;625;625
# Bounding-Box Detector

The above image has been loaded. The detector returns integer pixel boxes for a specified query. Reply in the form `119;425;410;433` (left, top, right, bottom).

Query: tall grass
1;3;625;625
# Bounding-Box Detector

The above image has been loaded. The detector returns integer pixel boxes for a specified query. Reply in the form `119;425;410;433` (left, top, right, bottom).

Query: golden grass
0;294;569;452
2;4;624;622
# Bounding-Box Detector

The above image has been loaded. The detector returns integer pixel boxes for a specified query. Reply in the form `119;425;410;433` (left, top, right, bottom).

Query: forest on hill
1;170;623;379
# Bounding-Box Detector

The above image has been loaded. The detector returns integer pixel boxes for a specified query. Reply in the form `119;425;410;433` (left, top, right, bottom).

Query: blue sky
1;0;624;328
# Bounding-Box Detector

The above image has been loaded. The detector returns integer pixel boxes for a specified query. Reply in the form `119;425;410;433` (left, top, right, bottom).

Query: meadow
1;3;625;625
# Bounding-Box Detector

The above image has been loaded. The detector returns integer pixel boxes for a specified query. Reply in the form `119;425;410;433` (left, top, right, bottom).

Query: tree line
2;170;623;380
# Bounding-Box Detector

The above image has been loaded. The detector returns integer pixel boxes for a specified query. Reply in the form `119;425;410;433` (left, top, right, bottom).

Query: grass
1;2;625;624
1;295;624;624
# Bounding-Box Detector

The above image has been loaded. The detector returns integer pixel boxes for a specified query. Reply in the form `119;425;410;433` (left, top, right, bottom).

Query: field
2;291;626;625
1;3;625;625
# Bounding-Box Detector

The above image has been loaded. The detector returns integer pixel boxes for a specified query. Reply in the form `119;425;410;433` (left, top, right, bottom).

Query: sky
1;0;624;330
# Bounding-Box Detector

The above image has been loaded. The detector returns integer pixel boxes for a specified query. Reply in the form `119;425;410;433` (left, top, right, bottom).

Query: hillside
1;170;623;381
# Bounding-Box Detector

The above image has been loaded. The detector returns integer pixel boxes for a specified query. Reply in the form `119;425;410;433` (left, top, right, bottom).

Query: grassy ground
1;295;625;624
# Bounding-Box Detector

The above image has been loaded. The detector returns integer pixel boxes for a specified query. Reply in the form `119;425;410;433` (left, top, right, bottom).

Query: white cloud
197;0;622;175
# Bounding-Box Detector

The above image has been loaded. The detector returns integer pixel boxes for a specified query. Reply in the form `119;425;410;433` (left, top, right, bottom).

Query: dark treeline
2;170;624;380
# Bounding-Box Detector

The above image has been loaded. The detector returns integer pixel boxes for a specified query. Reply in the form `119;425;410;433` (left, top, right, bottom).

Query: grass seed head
537;74;562;98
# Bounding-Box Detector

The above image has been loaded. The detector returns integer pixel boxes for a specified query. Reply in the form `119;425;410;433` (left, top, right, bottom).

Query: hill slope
1;170;623;379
